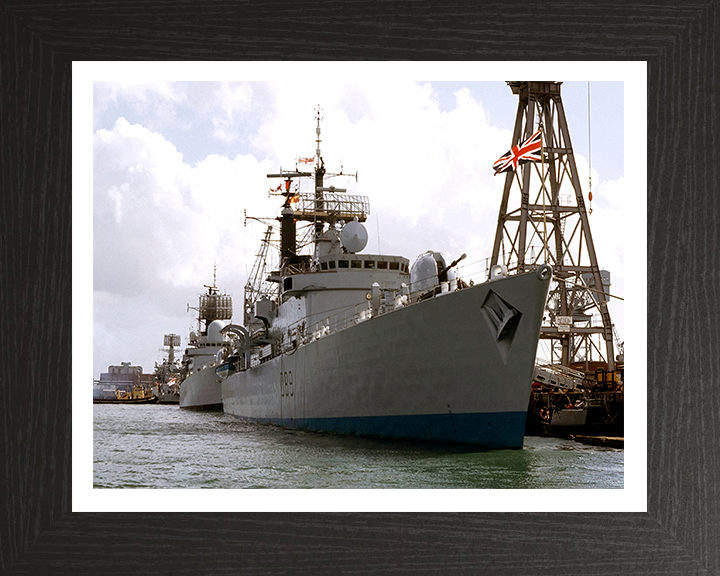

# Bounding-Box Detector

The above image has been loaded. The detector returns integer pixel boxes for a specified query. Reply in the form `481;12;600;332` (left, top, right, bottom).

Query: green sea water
93;404;623;490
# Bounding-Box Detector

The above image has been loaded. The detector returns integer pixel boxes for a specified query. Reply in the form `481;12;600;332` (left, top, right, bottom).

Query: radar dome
410;251;446;293
207;319;227;343
340;220;368;253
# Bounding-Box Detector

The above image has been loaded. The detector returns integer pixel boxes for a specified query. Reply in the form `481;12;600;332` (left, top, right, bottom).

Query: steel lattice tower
490;81;615;371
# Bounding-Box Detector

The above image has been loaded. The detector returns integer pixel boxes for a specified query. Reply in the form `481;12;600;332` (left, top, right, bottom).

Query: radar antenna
162;333;181;363
187;266;232;334
260;109;369;274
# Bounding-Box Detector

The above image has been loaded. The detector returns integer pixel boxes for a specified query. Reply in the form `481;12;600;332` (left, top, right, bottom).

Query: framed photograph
3;2;716;574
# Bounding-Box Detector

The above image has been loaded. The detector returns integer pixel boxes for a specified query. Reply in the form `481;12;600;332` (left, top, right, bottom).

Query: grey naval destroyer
152;334;182;404
178;271;232;410
217;112;552;448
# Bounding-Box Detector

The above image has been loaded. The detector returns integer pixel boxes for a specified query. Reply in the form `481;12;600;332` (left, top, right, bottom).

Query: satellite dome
340;220;368;253
207;319;227;343
410;251;446;293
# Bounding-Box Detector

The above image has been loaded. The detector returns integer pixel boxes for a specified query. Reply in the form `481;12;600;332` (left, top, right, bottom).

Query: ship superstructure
216;110;552;448
178;269;232;410
152;334;182;404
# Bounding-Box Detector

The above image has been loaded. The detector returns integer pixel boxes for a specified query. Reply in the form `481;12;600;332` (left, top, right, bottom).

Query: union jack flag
299;157;315;164
493;128;543;175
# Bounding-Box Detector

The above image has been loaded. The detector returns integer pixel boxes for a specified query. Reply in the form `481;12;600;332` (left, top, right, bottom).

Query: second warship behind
211;111;552;449
152;334;182;404
178;272;232;410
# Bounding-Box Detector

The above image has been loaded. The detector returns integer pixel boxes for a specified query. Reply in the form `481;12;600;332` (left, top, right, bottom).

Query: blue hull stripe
232;411;528;449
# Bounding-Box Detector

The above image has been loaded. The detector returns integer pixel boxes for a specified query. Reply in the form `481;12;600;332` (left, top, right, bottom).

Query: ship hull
222;269;550;448
179;367;223;410
92;397;158;404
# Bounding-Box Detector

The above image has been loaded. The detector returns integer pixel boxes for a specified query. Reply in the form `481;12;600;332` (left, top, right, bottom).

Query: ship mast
314;106;326;242
187;264;233;334
265;109;367;276
162;333;180;363
243;226;276;324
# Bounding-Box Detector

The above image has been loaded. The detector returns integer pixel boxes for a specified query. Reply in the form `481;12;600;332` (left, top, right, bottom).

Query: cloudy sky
82;63;638;380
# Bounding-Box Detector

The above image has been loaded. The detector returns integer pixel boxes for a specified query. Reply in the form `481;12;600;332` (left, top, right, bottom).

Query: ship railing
272;301;373;351
307;302;373;343
283;261;312;275
276;285;417;355
275;300;375;355
293;193;369;222
454;250;550;284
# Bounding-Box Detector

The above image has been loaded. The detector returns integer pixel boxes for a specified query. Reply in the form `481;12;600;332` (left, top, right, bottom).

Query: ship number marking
281;371;293;397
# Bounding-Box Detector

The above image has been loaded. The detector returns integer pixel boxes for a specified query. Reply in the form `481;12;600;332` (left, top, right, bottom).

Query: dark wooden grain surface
2;1;718;574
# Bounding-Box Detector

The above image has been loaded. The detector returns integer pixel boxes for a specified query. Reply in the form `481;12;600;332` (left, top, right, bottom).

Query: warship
217;112;552;448
152;334;182;404
178;271;232;410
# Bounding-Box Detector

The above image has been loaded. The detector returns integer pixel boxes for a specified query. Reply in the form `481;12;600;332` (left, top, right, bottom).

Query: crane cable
588;82;593;215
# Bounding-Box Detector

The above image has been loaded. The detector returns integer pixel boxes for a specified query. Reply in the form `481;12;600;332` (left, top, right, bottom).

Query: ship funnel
280;205;297;266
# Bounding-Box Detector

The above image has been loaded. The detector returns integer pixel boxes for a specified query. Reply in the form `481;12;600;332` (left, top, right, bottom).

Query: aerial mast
243;226;276;324
162;333;181;364
265;109;367;274
314;106;326;241
188;264;233;334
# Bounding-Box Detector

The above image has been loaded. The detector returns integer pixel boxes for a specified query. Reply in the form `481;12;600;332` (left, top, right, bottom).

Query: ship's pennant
493;128;542;175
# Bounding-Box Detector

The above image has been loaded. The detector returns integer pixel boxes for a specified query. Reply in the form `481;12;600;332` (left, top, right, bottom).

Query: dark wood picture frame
2;2;717;574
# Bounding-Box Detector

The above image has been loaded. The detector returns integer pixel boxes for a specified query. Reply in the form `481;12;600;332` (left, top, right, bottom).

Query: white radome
340;220;368;253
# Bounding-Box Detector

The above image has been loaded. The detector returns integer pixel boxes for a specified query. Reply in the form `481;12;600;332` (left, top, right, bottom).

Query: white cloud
92;78;627;375
210;82;254;143
93;81;189;134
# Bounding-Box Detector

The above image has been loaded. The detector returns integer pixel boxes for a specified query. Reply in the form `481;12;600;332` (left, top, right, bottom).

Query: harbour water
93;404;623;490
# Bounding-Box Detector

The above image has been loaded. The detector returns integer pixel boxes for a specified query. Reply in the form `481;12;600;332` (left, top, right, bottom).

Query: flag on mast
493;128;543;175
